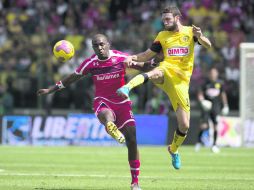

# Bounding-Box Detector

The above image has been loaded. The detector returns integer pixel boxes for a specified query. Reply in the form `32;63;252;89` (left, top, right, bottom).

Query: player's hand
37;89;51;96
221;105;229;116
200;99;212;111
192;25;202;38
123;56;134;67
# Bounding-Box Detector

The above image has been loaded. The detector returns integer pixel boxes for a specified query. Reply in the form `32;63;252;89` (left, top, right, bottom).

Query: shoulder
81;54;97;66
182;26;193;33
156;31;167;38
76;54;97;74
110;50;129;57
184;26;193;29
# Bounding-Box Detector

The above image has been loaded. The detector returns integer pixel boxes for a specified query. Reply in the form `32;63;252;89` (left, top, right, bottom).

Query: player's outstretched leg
168;145;181;170
117;73;149;99
117;85;130;99
106;121;125;143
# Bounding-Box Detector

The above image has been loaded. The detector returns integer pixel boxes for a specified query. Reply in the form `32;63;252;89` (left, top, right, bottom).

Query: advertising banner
2;116;32;145
243;119;254;147
135;115;168;145
31;114;118;146
216;116;242;147
1;114;168;146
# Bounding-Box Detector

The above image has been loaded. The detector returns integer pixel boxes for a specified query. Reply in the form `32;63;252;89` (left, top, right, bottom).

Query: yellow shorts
153;61;191;112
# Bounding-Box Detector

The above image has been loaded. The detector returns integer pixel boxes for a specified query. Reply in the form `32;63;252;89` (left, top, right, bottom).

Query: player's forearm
221;92;228;106
49;73;82;94
61;73;82;87
198;35;212;49
197;91;205;102
132;54;149;62
129;62;145;71
46;84;61;94
132;50;156;62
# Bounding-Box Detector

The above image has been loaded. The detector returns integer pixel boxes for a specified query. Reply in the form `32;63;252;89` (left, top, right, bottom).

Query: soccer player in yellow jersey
117;6;211;170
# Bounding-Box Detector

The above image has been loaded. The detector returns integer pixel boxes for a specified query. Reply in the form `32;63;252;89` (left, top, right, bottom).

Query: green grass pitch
0;146;253;190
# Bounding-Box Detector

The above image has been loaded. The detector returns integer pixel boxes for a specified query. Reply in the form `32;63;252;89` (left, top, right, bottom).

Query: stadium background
0;0;250;145
0;0;252;144
0;1;254;190
1;0;249;113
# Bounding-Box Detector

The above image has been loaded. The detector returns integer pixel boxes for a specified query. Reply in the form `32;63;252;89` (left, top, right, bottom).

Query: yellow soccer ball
53;40;75;62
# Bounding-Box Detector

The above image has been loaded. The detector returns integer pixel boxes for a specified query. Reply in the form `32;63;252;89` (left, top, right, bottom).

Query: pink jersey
75;50;128;102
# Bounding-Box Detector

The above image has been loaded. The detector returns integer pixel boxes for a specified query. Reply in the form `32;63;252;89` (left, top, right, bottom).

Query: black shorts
200;110;219;125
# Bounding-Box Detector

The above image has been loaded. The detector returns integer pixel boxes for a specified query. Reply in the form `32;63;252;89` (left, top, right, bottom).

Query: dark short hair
162;6;182;17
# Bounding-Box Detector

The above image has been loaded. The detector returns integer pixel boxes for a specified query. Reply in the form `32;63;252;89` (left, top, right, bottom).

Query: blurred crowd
0;0;253;114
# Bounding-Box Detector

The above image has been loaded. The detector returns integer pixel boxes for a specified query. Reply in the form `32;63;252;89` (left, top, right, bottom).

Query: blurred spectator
225;64;239;82
0;0;253;112
145;86;169;115
221;41;237;66
0;83;14;115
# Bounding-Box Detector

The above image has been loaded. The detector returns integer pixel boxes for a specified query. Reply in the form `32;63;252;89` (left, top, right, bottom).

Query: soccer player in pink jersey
37;34;142;190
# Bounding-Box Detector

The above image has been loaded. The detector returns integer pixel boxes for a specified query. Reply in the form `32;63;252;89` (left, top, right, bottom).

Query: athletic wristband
56;81;65;89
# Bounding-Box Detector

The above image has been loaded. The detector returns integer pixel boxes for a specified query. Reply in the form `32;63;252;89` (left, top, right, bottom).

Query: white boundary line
0;164;253;170
0;172;253;181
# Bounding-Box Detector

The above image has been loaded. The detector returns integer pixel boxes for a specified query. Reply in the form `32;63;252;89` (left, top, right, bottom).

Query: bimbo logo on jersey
167;47;189;56
96;73;120;80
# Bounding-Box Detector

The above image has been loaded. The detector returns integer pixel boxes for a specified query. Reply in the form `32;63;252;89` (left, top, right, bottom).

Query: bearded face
162;13;178;31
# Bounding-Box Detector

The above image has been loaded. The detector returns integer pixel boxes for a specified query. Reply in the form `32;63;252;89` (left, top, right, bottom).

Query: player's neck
175;23;183;32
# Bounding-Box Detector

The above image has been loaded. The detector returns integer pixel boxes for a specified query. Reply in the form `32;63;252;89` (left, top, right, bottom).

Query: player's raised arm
192;25;212;49
37;72;83;96
129;51;164;72
124;49;157;67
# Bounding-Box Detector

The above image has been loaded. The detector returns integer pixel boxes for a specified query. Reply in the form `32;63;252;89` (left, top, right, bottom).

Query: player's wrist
55;81;65;90
197;34;203;39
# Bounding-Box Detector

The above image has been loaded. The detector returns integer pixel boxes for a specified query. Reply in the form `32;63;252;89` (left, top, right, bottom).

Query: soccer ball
53;40;75;62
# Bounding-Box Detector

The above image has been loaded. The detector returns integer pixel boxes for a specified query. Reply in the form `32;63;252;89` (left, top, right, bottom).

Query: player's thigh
97;108;115;125
200;111;209;125
147;68;164;84
167;82;190;113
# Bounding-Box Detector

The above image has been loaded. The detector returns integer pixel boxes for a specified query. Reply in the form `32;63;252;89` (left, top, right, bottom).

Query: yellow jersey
150;26;196;82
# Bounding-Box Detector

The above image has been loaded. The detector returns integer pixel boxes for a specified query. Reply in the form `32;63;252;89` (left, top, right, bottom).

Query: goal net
240;43;254;147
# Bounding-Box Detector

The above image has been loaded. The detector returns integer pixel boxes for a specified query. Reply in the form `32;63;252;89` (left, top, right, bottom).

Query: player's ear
107;42;111;48
175;15;180;22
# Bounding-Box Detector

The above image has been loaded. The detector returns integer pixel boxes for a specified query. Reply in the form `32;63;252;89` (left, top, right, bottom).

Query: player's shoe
106;121;125;144
168;146;181;170
211;145;220;153
131;183;141;190
116;85;130;99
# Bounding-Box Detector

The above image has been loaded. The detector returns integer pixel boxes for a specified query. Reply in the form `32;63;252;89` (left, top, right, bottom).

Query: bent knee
179;121;190;132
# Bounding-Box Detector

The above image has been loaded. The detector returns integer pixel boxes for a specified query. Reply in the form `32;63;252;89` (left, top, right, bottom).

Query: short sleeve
75;56;96;75
150;34;162;53
193;36;201;45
